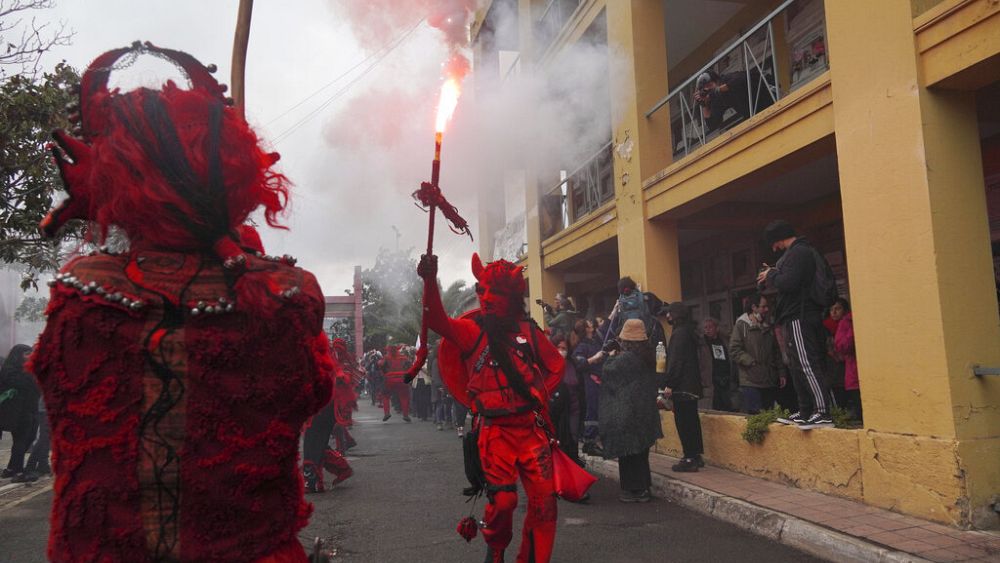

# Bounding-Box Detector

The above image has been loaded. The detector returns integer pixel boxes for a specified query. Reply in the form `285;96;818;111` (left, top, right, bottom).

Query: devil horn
512;265;524;278
471;253;484;281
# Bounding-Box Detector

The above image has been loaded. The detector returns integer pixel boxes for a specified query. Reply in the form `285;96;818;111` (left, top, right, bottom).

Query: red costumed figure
302;339;354;494
330;338;359;453
378;345;412;422
417;253;565;563
29;42;334;562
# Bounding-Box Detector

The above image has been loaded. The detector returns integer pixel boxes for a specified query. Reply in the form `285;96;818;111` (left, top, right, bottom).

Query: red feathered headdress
42;41;287;266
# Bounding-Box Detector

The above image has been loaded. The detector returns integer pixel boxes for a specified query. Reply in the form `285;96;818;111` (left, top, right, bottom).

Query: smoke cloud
278;2;625;295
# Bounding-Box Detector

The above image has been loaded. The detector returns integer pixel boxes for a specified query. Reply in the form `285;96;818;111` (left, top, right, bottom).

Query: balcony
650;0;829;160
540;142;614;240
535;0;583;55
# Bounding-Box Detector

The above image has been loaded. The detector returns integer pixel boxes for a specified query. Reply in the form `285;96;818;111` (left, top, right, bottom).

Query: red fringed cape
29;250;333;562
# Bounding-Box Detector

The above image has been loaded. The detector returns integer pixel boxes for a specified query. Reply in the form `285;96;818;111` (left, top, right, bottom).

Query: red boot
322;449;353;486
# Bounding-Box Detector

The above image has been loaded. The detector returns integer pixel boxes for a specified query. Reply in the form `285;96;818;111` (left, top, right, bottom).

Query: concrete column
826;0;1000;527
606;0;680;303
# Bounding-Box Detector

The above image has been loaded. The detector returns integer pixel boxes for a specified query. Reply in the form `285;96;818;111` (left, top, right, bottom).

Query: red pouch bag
551;446;597;501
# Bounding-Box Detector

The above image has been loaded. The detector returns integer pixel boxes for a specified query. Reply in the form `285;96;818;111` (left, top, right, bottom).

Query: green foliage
14;295;48;322
830;405;857;429
360;247;475;353
741;405;790;445
1;62;82;288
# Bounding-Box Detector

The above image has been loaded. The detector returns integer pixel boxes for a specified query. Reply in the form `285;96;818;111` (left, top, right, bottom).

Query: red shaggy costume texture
419;253;564;563
29;43;334;563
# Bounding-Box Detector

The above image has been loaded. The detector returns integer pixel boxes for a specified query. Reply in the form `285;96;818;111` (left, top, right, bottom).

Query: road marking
564;518;588;525
0;481;53;512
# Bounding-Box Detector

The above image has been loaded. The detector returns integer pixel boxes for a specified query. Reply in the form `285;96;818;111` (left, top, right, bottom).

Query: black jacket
664;322;702;398
764;237;824;324
598;351;664;458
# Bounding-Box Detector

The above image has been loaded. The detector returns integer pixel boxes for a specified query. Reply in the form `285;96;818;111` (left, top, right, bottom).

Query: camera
602;340;620;354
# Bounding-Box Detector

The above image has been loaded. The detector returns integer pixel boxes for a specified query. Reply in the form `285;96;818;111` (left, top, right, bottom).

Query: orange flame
435;78;461;133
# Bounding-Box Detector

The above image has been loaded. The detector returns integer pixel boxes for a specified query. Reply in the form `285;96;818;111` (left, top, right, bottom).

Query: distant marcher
663;303;705;472
597;319;663;502
549;334;584;472
572;319;605;456
730;293;785;414
0;345;39;479
412;367;433;422
699;318;736;412
17;396;51;482
834;310;862;423
542;293;580;339
758;220;836;427
823;298;850;408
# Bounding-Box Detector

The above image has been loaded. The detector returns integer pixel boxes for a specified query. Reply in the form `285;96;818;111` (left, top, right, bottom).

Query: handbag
551;444;597;502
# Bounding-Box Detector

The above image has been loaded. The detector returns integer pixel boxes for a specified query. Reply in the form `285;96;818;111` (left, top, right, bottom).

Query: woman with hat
597;318;664;502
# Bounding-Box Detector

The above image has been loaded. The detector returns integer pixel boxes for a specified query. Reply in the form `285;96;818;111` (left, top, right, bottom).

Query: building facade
472;0;1000;529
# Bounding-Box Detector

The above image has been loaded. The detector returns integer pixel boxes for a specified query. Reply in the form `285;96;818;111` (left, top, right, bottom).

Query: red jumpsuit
423;255;564;563
378;347;412;419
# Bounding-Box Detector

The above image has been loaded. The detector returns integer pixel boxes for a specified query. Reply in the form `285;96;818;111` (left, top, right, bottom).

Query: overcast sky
32;0;480;295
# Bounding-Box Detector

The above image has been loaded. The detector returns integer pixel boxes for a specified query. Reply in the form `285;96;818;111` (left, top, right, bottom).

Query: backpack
618;291;649;323
807;247;839;308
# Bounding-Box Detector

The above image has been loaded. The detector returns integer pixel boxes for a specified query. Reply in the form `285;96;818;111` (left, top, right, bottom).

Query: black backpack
807;246;839;308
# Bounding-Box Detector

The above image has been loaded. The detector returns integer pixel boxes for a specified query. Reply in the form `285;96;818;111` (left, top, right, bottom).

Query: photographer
540;293;579;338
596;319;664;503
693;69;774;133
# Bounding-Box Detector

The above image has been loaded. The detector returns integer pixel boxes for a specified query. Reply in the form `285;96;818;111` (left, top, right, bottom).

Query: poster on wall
786;0;828;90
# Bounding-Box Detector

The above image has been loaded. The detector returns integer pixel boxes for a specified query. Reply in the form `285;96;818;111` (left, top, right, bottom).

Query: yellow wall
502;0;1000;528
826;0;1000;528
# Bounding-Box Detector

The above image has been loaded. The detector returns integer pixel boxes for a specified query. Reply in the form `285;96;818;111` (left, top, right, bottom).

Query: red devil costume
378;345;412;422
28;42;333;562
301;338;356;493
330;338;360;452
418;253;564;563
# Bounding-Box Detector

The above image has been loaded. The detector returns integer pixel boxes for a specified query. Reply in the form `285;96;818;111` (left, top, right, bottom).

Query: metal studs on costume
223;254;247;270
257;253;299;267
52;272;145;311
187;296;236;316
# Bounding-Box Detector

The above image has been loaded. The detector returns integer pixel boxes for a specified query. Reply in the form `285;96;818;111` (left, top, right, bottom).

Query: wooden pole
230;0;254;117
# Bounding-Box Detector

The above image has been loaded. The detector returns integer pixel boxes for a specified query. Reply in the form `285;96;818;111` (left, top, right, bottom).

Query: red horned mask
471;253;525;318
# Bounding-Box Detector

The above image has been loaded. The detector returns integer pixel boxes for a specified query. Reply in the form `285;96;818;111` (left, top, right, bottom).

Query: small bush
741;405;790;445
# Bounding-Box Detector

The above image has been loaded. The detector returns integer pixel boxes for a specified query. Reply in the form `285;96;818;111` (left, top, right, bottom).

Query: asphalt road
0;402;824;562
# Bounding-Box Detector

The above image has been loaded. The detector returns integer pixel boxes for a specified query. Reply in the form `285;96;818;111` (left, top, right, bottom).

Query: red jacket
422;284;563;421
30;250;333;562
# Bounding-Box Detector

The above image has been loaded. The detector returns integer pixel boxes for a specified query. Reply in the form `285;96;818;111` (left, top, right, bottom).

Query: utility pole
391;225;401;251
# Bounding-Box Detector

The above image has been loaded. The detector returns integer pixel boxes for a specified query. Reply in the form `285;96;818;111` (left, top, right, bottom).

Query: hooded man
418;253;564;563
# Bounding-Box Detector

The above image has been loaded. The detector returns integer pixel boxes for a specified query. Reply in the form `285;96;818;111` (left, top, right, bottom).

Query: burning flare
435;78;461;133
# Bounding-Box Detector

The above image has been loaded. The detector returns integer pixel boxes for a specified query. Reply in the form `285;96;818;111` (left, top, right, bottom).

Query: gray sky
34;0;480;295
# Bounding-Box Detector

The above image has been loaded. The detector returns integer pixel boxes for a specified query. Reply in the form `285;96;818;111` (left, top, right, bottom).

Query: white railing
540;141;614;239
647;0;828;159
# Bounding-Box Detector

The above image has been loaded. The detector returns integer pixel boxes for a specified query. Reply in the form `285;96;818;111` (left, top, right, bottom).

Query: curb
582;456;930;563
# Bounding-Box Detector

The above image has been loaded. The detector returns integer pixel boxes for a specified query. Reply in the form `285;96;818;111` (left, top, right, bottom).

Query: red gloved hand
40;130;94;237
417;254;438;280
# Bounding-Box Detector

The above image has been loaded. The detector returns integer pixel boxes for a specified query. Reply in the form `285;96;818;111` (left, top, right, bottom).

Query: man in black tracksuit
757;220;834;427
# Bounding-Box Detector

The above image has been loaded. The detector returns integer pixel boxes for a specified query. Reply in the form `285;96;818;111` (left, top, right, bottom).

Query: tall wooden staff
230;0;254;117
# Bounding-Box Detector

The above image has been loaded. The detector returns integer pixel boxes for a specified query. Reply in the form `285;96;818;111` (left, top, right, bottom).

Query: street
0;402;823;562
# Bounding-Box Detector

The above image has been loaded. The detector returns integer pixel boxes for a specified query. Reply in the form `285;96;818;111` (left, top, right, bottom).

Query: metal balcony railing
535;0;582;55
647;0;829;160
540;142;614;240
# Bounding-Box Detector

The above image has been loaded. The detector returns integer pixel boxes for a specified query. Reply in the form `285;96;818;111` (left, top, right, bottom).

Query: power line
270;17;425;145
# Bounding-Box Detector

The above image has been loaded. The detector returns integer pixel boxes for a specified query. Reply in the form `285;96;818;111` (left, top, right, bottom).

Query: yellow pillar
606;0;680;304
826;0;1000;527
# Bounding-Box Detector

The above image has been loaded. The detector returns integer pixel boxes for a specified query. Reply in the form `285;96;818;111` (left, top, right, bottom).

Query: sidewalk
583;452;1000;563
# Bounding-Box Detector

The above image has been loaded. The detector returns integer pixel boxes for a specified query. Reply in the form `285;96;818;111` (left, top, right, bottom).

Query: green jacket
544;309;579;337
729;313;783;388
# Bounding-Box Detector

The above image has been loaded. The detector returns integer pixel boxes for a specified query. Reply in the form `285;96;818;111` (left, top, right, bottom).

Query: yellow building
472;0;1000;530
